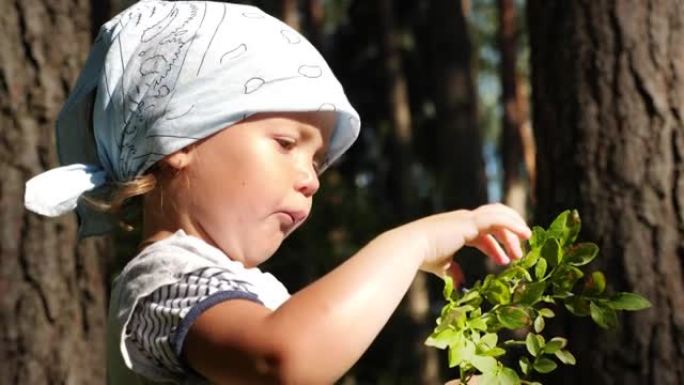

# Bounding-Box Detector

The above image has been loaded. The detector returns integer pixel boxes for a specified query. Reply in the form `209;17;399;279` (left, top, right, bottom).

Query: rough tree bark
528;1;684;384
0;0;112;384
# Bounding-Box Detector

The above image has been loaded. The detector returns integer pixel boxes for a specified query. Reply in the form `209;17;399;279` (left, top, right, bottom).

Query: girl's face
172;112;335;267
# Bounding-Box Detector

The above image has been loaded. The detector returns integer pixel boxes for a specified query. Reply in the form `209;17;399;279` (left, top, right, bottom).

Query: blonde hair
81;169;159;232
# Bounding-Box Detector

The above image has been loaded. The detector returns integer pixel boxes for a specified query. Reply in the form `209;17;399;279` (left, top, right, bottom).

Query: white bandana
24;0;360;238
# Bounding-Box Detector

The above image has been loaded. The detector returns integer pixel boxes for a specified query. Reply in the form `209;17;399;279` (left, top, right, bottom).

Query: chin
245;243;282;268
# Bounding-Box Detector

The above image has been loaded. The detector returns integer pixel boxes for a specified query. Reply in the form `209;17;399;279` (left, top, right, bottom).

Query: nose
294;163;320;197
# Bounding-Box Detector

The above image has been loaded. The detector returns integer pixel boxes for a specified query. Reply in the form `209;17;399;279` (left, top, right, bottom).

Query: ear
161;146;194;172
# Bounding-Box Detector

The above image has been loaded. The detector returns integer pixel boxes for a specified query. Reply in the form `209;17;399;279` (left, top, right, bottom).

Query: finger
472;234;510;265
446;261;465;289
494;227;524;260
477;204;531;233
474;216;531;243
473;206;532;240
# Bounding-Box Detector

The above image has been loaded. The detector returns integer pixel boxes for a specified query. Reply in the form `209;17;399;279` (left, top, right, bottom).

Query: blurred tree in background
6;0;680;384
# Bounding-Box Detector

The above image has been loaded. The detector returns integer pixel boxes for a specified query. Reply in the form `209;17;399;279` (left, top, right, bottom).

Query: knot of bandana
24;0;361;238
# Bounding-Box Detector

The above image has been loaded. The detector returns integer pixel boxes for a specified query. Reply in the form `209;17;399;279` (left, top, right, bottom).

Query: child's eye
275;137;296;150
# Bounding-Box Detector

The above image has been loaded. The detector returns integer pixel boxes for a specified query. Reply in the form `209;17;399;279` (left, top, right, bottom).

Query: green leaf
590;301;619;329
484;278;511;305
552;265;584;293
438;306;473;332
518;248;541;269
513;281;547;306
496;306;531;330
541;238;562;266
443;275;454;301
425;328;461;349
480;371;498;385
534;315;545;333
566;210;582;244
503;339;526;347
471;330;482;344
548;337;567;349
565;243;599;266
448;338;473;367
470;316;489;331
554;349;576;365
535;257;548;279
564;296;590;316
481;367;521;385
525;332;543;357
483;347;506;357
457;289;483;307
519;356;531;375
543;337;564;354
500;266;532;282
541;295;556;304
447;343;461;368
481;333;498;348
538;308;555;318
499;367;521;385
547;210;581;246
471;354;499;373
533;357;558;373
529;226;547;248
582;271;606;296
471;307;482;318
607;292;652;311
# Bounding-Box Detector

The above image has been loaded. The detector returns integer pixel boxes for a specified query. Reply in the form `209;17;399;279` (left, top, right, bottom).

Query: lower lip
276;212;295;226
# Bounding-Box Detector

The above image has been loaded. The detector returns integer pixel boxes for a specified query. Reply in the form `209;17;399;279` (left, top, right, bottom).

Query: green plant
425;210;651;385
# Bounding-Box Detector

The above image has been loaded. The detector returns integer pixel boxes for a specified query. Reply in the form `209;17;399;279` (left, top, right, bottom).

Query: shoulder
112;230;290;315
107;230;290;383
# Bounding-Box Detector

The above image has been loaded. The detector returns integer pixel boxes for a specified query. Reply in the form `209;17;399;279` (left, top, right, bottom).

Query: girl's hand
398;203;532;277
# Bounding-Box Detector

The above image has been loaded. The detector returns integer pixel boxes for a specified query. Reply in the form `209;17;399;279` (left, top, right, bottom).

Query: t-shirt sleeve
123;266;265;380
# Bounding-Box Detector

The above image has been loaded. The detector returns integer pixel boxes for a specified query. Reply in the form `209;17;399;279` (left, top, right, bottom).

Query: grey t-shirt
106;229;290;384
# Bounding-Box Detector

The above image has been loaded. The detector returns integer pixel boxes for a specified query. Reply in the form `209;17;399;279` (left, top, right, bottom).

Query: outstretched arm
184;204;531;385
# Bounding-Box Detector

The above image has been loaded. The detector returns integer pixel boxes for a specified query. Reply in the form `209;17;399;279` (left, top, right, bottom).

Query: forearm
266;226;426;384
186;205;530;385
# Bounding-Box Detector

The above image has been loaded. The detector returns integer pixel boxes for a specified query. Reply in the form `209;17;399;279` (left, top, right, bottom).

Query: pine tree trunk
303;0;324;48
498;0;534;216
424;0;490;294
428;0;487;213
528;1;684;384
378;0;440;383
0;0;112;384
282;0;300;31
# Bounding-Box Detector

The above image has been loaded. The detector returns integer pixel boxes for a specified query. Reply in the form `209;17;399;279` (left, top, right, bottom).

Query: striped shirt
106;229;290;385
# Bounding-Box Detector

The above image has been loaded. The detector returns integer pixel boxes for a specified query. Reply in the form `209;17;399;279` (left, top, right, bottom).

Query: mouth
277;210;308;229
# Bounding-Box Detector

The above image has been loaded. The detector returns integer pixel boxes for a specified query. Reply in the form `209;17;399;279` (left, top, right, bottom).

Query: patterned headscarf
24;0;361;238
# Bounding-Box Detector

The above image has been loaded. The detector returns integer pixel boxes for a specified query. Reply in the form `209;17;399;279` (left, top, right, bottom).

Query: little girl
25;1;531;384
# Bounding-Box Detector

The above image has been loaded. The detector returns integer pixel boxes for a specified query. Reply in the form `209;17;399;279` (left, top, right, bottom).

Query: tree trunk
425;0;489;290
303;0;324;48
0;0;112;384
528;1;684;384
428;0;487;213
282;0;300;31
498;0;534;216
378;0;440;383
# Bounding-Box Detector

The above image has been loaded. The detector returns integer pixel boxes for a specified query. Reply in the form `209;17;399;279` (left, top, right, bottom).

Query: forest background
1;0;682;384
